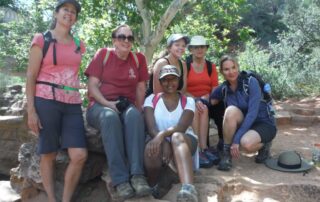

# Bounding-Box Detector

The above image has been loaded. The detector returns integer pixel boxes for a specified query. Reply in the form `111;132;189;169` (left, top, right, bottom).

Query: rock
8;85;22;94
0;115;34;176
0;180;20;202
11;140;107;201
275;111;291;125
85;125;105;153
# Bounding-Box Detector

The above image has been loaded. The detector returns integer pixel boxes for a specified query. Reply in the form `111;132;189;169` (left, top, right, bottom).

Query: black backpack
221;70;275;115
185;55;212;77
42;31;81;65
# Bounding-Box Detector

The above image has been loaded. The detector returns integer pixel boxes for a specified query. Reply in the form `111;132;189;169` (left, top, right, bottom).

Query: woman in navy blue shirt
210;55;277;171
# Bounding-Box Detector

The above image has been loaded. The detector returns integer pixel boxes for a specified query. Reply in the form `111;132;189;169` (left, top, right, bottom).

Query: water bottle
263;83;271;94
312;143;320;167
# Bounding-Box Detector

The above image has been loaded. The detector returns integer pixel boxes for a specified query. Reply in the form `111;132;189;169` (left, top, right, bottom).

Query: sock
223;144;231;151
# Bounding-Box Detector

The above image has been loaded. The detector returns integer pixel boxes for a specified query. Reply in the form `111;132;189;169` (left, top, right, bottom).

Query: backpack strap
179;93;187;109
152;93;163;108
131;52;139;68
186;55;192;76
152;92;187;109
103;48;112;66
42;31;81;65
185;55;212;77
42;31;57;65
205;60;212;76
221;82;228;109
73;36;81;53
103;48;139;68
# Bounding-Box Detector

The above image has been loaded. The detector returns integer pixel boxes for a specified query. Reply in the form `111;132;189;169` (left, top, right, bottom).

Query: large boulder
0;115;33;176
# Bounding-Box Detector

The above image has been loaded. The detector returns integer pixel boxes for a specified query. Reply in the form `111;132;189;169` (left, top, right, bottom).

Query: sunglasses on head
115;34;134;42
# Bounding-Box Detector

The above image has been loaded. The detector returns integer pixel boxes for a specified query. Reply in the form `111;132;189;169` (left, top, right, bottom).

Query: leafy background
0;0;319;99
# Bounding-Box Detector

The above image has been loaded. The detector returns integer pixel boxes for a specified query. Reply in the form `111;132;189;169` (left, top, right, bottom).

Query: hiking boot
116;182;135;200
176;184;198;202
255;141;272;163
218;148;232;171
204;148;220;165
199;151;213;168
130;175;152;197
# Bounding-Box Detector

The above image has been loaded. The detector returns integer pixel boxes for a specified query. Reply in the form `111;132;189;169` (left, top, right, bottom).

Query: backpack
102;48;139;68
185;55;212;77
152;92;187;109
145;58;184;97
221;70;275;115
42;30;81;65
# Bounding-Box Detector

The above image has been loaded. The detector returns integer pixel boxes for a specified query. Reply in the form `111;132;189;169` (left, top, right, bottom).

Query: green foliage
240;0;287;46
167;0;250;63
0;72;25;93
0;1;49;72
0;0;15;8
238;0;320;99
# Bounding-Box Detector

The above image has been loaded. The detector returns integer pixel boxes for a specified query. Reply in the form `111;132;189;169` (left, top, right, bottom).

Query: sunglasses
189;45;208;49
115;34;134;42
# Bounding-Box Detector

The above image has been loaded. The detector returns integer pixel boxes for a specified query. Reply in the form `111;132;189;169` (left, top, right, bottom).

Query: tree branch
150;0;189;46
135;0;151;45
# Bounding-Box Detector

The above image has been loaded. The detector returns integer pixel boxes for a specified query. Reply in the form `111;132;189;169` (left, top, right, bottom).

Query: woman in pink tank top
26;1;87;201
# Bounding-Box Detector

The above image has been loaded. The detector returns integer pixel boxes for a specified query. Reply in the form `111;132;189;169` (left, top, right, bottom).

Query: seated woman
144;65;198;202
210;55;277;171
85;24;151;199
186;35;220;168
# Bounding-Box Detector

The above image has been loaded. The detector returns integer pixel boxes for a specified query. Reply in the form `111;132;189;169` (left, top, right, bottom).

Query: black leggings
208;102;225;146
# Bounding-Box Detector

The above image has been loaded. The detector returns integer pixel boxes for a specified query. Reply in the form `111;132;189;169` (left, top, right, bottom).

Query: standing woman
144;65;198;202
186;36;220;168
151;34;189;94
210;55;277;171
85;24;151;200
26;1;87;202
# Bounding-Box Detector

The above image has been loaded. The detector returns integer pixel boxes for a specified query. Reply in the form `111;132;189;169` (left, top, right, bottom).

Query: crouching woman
144;65;199;202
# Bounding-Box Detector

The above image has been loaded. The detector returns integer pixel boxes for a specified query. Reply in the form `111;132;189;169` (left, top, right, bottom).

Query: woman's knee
224;106;243;123
124;106;142;122
240;137;258;153
69;148;88;165
171;132;185;147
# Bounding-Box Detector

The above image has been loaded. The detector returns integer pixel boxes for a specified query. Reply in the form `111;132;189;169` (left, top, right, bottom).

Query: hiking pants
86;102;146;186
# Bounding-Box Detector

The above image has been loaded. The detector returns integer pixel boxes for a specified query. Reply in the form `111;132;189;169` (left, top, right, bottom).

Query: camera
116;96;131;113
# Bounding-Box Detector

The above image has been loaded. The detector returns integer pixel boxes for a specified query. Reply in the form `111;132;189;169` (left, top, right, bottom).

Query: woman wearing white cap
186;35;220;168
26;0;86;201
144;65;199;202
146;34;189;96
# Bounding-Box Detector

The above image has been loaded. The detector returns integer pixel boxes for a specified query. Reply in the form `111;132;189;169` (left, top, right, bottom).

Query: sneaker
204;149;220;165
130;175;152;197
217;149;232;171
255;142;272;163
177;184;198;202
199;151;214;168
116;182;135;200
